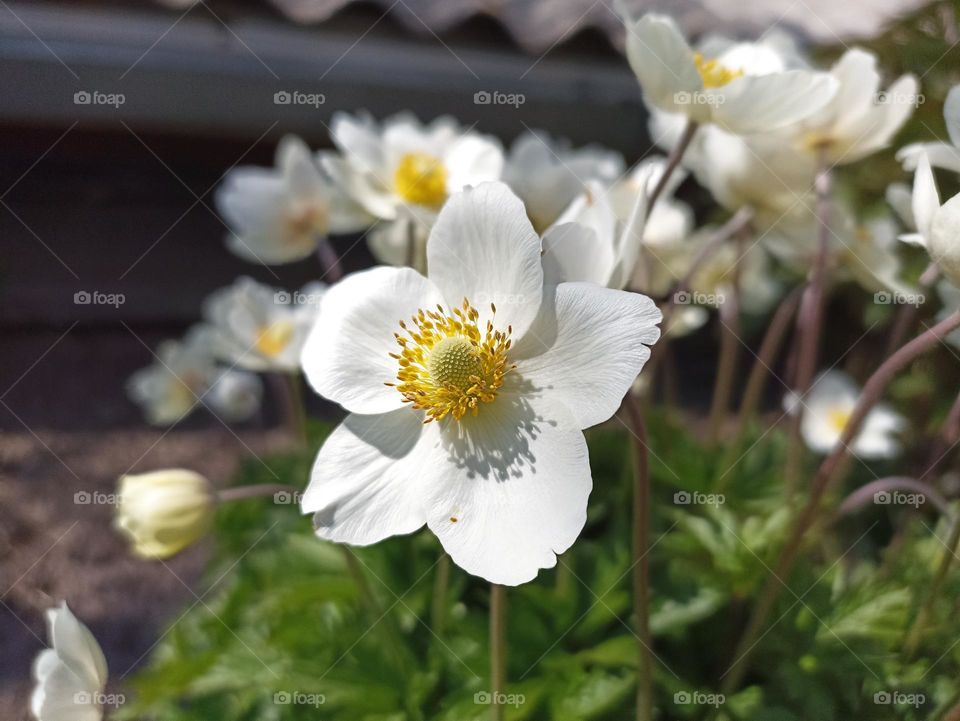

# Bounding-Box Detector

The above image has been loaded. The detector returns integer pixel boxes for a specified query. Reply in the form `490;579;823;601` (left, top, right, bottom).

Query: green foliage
118;411;960;721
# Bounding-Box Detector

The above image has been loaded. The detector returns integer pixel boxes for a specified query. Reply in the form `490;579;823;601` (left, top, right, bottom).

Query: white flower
200;278;324;372
543;158;692;292
127;330;262;425
792;48;918;164
897;84;960;173
115;469;216;559
322;112;504;266
784;370;905;458
502;129;624;232
216;135;369;265
763;203;912;295
623;13;836;134
901;153;960;285
300;182;661;585
32;602;108;721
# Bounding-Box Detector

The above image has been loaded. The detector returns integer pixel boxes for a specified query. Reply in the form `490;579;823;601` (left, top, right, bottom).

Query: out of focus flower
199;278;324;372
115;469;216;559
763;204;912;295
300;182;660;585
544;158;692;291
901;153;960;285
322;112;503;267
127;331;262;425
898;85;960;173
32;602;108;721
502;129;623;232
792;49;918;164
784;370;905;458
623;13;836;134
216;135;369;265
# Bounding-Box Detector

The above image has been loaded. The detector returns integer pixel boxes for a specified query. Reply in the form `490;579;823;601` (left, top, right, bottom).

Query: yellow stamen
393;152;448;207
391;299;513;423
255;320;295;357
693;52;744;88
827;407;852;434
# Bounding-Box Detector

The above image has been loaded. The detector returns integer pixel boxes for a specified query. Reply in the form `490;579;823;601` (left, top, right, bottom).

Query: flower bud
114;469;216;559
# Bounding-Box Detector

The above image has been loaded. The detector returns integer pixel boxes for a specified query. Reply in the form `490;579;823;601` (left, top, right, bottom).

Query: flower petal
713;70;837;134
424;394;590;585
513;282;661;429
426;182;544;337
444;135;505;191
912;152;940;241
303;409;441;544
302;266;444;414
541;219;616;287
623;14;703;118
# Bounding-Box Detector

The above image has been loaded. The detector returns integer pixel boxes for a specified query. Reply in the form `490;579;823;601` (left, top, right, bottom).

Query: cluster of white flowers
49;11;960;720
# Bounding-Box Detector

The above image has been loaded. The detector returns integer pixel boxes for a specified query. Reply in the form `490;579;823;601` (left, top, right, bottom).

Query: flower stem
280;372;308;448
706;225;746;446
316;236;344;282
734;286;803;437
430;553;451;638
784;147;833;493
624;392;653;721
721;310;960;694
490;583;507;721
885;261;939;356
644;120;698;219
217;483;297;503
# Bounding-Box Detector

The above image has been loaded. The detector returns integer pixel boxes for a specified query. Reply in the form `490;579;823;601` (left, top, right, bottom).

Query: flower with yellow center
200;277;324;373
321;112;504;267
693;52;743;88
216;135;370;265
623;12;837;133
393;152;448;207
126;330;262;426
785;370;905;458
301;181;661;585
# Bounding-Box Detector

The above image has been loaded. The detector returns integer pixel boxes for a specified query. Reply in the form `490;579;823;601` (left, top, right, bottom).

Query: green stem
282;372;308;448
430;553;451;638
490;584;507;721
903;513;960;659
624;393;653;721
217;484;297;503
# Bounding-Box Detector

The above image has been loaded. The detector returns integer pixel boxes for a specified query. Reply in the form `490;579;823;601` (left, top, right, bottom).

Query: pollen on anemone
300;181;661;585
